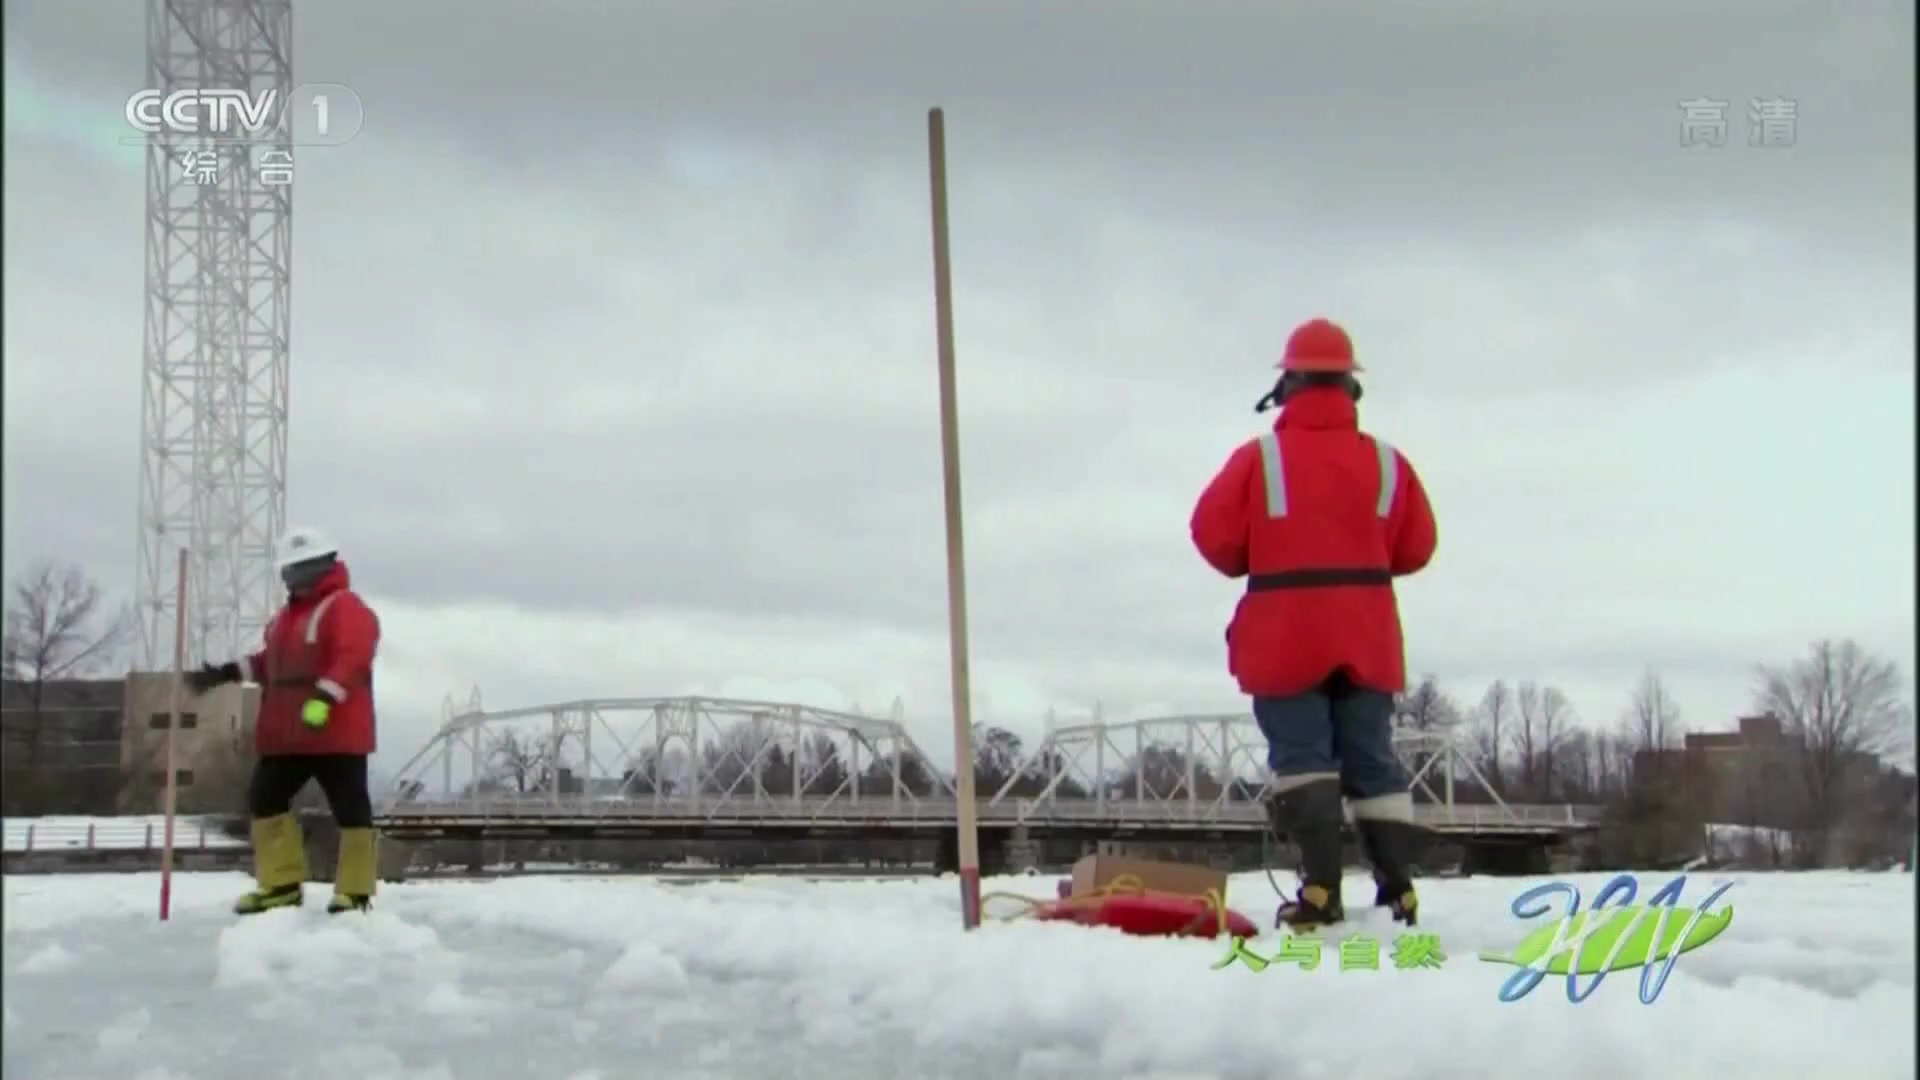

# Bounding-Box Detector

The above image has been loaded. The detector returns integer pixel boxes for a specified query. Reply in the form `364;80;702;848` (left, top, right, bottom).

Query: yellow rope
982;873;1235;938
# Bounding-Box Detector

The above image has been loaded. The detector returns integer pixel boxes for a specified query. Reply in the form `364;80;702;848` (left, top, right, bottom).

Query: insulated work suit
190;530;382;915
1189;317;1438;929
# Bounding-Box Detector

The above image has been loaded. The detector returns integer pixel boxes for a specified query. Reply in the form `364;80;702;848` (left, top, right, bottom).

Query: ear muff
1256;373;1361;413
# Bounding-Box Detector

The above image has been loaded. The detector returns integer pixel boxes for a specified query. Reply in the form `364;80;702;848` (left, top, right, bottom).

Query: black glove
186;661;241;695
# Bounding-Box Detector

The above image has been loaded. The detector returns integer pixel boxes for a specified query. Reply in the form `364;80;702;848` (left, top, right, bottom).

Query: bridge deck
379;796;1599;837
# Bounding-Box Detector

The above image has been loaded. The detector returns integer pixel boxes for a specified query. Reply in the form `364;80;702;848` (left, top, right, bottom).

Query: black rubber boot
1357;818;1427;927
1269;778;1347;931
1276;883;1345;931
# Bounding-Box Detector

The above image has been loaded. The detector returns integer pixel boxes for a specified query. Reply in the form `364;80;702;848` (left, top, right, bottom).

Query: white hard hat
274;526;339;571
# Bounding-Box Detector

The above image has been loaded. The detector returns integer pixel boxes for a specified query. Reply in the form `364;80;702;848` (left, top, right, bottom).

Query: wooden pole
926;106;982;930
158;547;188;921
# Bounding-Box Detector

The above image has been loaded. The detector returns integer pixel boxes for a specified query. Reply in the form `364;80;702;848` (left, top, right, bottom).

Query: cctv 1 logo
1477;873;1734;1004
126;89;281;138
123;85;365;146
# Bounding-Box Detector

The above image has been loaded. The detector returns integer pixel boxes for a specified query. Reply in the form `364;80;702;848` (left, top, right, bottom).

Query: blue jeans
1253;679;1408;801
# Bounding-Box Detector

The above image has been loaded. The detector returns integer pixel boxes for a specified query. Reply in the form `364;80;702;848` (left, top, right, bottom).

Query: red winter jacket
1189;387;1437;697
241;561;381;757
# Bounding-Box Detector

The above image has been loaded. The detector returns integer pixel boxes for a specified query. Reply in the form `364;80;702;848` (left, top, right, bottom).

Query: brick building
1634;713;1894;831
1631;714;1789;826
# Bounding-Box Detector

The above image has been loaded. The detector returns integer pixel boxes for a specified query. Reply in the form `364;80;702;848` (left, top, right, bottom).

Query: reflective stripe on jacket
242;561;380;756
1190;386;1436;696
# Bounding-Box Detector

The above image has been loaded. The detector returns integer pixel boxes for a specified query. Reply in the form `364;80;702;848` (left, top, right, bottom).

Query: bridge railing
379;793;1602;832
1;818;244;853
999;799;1603;829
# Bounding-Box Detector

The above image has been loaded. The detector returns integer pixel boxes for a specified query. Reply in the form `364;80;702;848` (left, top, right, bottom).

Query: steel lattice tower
134;0;293;669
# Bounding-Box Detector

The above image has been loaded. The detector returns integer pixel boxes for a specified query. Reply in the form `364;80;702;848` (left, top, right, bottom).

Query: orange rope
982;873;1236;937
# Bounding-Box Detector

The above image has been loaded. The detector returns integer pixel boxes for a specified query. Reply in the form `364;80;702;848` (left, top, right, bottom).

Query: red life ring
1033;892;1260;939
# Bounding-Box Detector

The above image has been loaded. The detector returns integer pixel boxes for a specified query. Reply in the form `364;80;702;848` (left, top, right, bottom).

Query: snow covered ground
3;815;243;852
2;869;1912;1080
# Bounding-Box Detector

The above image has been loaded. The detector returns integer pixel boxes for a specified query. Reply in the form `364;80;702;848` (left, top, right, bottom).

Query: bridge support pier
979;829;1009;877
376;835;415;883
1005;825;1038;874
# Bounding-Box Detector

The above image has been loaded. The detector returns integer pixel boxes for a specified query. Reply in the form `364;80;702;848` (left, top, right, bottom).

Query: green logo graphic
1213;931;1447;973
1478;873;1734;1003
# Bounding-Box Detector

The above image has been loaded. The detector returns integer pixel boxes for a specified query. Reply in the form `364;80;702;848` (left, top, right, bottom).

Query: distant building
118;672;258;813
1634;713;1888;830
1630;714;1788;826
0;673;258;814
1;678;127;812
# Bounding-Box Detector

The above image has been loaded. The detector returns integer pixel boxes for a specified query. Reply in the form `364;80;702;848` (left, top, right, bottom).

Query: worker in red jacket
187;527;382;916
1190;318;1438;931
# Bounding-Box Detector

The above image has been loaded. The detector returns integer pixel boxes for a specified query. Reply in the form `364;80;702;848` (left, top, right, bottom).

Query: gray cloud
3;0;1913;760
16;0;1910;227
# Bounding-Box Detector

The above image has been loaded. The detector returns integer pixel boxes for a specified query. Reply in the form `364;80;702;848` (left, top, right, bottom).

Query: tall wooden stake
158;547;188;921
927;106;982;931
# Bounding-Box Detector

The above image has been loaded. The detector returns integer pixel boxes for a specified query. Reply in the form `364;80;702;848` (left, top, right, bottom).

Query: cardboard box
1069;852;1228;902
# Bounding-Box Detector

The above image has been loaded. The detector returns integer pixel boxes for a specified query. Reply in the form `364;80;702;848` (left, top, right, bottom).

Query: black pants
247;753;372;828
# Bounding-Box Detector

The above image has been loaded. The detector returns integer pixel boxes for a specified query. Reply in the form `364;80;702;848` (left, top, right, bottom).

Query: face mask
281;556;334;594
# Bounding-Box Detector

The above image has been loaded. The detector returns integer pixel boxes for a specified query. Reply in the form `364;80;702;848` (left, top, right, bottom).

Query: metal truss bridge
380;694;1602;844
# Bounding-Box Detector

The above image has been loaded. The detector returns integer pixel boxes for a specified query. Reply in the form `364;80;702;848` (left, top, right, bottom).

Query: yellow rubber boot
327;828;377;914
234;813;307;915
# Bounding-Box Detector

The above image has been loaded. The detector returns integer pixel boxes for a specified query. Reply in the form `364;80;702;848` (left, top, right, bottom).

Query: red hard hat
1279;318;1359;373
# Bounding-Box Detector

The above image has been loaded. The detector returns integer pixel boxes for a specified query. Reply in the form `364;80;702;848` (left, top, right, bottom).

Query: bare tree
1396;675;1464;731
1;561;129;767
1755;638;1912;864
757;741;796;795
1597;673;1704;868
1392;675;1462;798
485;730;551;794
1555;727;1622;803
621;745;663;795
1623;669;1680;755
1596;727;1635;797
1513;682;1574;799
1472;680;1514;792
1;562;128;679
1;563;133;813
1014;742;1089;799
855;751;938;797
971;725;1025;796
700;720;775;795
799;731;849;797
1112;742;1221;801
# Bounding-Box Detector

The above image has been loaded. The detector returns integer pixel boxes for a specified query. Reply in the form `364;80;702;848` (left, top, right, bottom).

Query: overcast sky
3;0;1913;777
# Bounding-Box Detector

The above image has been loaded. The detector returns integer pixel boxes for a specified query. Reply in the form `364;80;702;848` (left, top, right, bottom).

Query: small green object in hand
301;698;331;728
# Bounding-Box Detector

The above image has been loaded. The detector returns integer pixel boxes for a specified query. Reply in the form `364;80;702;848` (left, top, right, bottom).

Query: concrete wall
1;677;127;814
120;672;258;814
